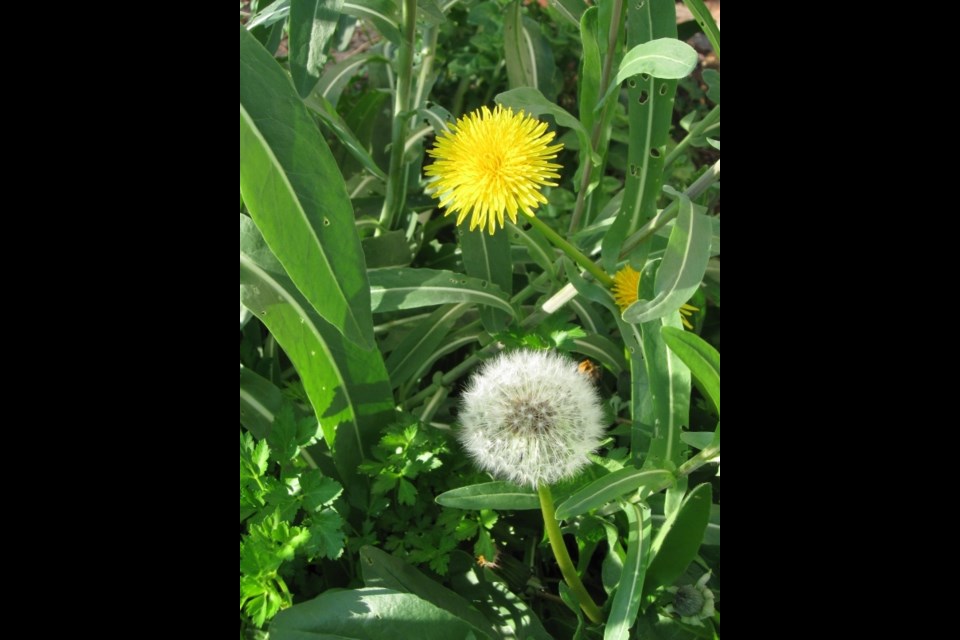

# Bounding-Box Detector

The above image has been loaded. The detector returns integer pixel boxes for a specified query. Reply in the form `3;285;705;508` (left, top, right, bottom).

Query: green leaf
661;326;719;416
247;0;291;30
240;215;394;495
304;93;388;181
612;38;698;85
504;1;537;90
622;197;712;324
289;0;344;97
266;404;300;462
459;226;513;334
446;551;553;640
359;546;497;639
507;221;557;279
644;483;712;596
682;0;720;59
299;469;343;511
604;502;651;640
558;581;586;640
436;482;540;510
362;229;414;270
571;334;629;376
548;0;585;26
703;68;720;104
240;431;272;480
342;0;402;45
369;268;516;317
240;27;375;350
305;508;346;559
270;588;481;638
397;478;418;505
555;468;674;520
385;303;470;389
315;50;388;107
601;0;678;272
240;366;285;440
578;7;601;133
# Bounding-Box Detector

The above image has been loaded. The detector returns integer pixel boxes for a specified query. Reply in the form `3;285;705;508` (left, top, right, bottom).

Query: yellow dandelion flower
611;265;699;330
425;105;563;235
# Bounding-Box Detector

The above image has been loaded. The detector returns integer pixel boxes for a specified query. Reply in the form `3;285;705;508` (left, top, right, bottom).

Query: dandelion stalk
538;483;604;624
526;213;615;287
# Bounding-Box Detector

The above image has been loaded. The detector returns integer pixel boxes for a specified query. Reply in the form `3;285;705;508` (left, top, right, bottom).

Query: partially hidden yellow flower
611;265;699;330
425;105;563;235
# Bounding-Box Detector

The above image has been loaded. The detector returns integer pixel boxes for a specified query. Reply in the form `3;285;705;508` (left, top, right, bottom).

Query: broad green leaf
270;588;480;639
601;0;678;272
703;68;720;104
305;508;345;559
446;550;553;640
369;268;516;317
604;502;651;640
611;38;698;87
300;469;343;511
386;303;470;389
459;226;512;334
436;482;540;510
644;483;712;596
240;27;374;350
240;215;393;495
682;0;720;59
240;366;285;440
504;1;537;90
289;0;344;97
578;7;601;133
622;197;711;324
661;326;719;416
417;0;447;25
359;546;497;639
555;468;673;520
305;93;387;181
679;431;713;450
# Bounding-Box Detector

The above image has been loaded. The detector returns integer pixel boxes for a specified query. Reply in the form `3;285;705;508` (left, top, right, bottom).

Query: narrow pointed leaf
661;326;719;416
622;197;711;324
459;226;512;334
240;366;286;440
556;468;674;520
435;482;540;510
369;268;516;316
604;502;651;640
644;483;712;596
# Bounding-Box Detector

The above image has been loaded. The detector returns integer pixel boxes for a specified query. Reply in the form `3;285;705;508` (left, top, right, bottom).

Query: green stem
526;214;614;287
378;0;418;230
538;484;603;624
663;104;720;169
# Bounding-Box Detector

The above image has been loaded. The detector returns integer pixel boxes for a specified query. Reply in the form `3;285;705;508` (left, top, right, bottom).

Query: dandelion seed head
458;349;605;488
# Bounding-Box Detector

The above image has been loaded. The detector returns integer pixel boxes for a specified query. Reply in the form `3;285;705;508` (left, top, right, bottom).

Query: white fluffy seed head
457;349;606;488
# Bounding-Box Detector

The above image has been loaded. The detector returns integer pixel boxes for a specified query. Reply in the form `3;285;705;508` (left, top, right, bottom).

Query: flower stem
525;214;614;287
378;0;418;230
538;484;604;624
